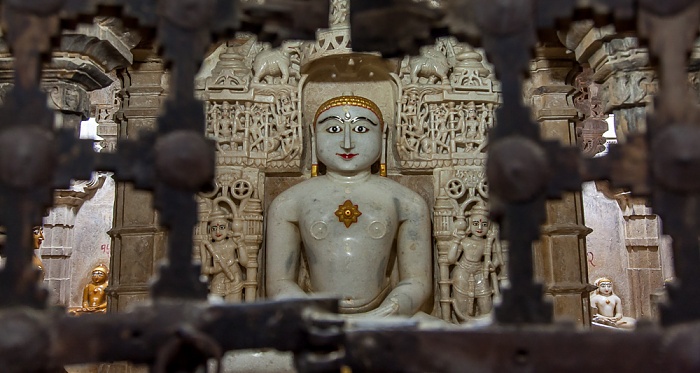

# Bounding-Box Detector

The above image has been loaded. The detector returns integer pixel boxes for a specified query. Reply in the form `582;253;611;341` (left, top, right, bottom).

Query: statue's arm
590;295;601;315
383;195;432;316
81;286;90;309
613;295;624;320
265;194;306;298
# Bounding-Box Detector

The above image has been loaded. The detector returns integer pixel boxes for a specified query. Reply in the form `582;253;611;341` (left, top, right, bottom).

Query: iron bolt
0;126;54;189
652;125;700;193
487;137;549;203
155;130;214;192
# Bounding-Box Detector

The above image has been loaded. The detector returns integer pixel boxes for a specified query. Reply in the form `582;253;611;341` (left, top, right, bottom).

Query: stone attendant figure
266;95;431;317
448;203;497;320
201;207;249;302
81;264;108;313
590;277;636;329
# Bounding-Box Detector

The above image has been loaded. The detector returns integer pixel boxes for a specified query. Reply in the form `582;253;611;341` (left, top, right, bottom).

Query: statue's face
599;281;613;295
316;105;382;174
32;227;44;250
469;214;489;237
92;270;106;284
209;218;229;241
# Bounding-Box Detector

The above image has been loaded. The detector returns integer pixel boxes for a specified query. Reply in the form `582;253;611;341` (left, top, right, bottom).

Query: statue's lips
337;153;358;160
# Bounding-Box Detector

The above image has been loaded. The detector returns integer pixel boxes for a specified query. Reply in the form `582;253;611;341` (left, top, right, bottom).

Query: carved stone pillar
42;193;80;306
90;73;121;152
620;201;666;320
108;51;168;312
527;46;593;325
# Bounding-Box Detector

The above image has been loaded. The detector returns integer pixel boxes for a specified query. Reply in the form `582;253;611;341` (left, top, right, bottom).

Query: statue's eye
353;125;369;133
326;125;342;133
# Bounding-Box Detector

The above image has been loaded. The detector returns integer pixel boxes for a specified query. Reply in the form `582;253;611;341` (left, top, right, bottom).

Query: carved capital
527;46;578;122
601;69;657;113
45;82;90;119
54;173;108;209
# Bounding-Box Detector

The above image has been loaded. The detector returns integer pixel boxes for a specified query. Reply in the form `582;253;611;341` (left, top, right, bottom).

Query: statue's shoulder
374;176;426;204
270;177;323;207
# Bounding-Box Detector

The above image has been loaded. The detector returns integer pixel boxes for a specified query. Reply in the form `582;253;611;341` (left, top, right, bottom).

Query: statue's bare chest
297;190;398;244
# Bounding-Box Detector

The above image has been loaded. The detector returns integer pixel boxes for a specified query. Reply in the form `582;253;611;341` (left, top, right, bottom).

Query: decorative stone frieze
396;37;499;172
198;35;304;174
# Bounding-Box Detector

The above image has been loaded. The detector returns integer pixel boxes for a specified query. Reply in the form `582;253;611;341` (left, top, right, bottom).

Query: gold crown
93;264;109;274
314;95;384;128
595;277;612;286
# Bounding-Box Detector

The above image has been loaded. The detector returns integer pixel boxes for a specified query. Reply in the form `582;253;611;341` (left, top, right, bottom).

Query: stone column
108;51;168;312
621;202;666;319
526;46;593;325
42;193;80;306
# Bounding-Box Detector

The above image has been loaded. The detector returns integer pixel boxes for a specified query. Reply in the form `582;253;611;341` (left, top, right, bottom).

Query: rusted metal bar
344;323;699;372
0;298;338;373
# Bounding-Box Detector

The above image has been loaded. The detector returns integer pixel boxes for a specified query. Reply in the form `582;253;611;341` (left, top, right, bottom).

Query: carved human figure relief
196;168;263;302
447;201;502;321
201;205;249;302
266;96;432;317
433;169;506;323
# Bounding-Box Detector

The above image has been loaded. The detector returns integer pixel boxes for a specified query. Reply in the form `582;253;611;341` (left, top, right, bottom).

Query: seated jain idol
266;95;432;317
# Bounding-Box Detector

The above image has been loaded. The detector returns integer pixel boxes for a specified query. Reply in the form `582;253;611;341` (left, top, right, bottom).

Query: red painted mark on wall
101;244;110;255
587;251;596;267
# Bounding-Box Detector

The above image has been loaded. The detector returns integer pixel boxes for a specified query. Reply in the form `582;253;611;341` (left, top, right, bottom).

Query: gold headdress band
595;277;612;286
314;95;384;129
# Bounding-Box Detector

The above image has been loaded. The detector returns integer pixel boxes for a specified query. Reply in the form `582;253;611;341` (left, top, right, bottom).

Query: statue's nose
341;123;354;150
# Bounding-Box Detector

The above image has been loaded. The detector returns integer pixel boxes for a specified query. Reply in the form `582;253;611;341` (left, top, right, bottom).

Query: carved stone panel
433;167;506;323
198;35;304;174
195;167;264;302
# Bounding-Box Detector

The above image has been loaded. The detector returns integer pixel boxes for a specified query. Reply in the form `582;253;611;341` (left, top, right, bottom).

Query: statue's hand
360;298;399;318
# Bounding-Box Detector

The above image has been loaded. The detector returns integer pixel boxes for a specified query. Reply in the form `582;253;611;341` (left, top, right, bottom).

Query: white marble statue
266;95;432;317
590;277;636;329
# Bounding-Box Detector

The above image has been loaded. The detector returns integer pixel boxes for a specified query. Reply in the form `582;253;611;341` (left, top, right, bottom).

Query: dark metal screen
0;0;699;372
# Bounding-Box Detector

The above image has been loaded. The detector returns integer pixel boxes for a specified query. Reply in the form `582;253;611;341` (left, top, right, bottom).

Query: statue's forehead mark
343;106;351;119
